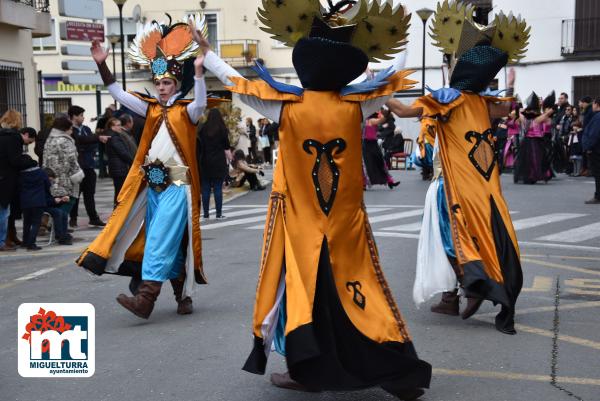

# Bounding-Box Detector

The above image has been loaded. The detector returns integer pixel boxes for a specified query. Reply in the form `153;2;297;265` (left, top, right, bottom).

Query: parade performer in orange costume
77;14;216;319
388;0;530;335
199;1;431;399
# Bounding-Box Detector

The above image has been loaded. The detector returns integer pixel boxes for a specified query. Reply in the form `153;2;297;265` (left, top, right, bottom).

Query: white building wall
34;0;600;131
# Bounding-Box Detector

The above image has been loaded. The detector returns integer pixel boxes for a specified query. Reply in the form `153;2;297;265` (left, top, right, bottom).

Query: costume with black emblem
203;0;431;397
389;0;530;335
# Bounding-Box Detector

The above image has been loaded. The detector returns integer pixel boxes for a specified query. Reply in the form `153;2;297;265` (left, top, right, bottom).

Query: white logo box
18;303;95;378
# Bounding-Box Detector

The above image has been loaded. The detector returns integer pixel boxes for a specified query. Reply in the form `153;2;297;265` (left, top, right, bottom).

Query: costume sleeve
412;95;464;118
186;76;207;123
204;50;283;123
107;83;148;117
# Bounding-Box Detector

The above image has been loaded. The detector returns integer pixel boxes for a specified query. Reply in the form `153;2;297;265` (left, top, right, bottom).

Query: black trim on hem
242;336;268;375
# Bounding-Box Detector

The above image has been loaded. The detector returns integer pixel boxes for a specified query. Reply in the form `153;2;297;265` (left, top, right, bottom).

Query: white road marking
536;222;600;243
381;222;423;232
201;215;267;230
367;209;423;224
374;231;420;239
14;267;57;281
512;213;586;231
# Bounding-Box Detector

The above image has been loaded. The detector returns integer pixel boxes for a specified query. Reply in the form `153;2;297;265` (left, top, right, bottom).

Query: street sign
61;60;99;71
60;21;105;42
63;74;103;86
61;44;93;57
58;0;104;20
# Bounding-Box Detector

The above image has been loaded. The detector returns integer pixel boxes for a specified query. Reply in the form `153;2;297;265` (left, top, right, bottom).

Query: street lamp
107;34;121;107
113;0;128;90
416;8;434;96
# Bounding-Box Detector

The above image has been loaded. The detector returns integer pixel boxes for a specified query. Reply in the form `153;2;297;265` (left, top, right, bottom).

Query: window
32;19;57;52
0;62;27;125
574;76;600;104
574;0;600;54
206;13;218;50
106;17;137;52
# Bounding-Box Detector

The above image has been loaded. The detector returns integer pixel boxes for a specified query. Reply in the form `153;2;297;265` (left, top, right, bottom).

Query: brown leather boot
116;281;162;319
170;279;193;315
461;297;484;320
430;290;459;316
270;372;320;392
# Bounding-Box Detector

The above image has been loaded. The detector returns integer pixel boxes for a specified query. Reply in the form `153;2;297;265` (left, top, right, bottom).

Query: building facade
0;0;51;129
33;0;600;134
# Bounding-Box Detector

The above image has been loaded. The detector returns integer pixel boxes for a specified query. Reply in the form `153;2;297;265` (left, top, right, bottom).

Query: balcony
561;18;600;57
216;39;260;68
0;0;51;37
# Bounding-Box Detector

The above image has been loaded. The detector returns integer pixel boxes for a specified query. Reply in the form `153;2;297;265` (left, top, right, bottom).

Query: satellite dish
132;5;142;23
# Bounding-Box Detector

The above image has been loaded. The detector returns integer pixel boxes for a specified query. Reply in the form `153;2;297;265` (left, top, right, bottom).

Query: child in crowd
20;163;73;250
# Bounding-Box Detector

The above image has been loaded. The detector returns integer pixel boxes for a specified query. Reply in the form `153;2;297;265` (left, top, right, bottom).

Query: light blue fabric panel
274;292;287;356
437;178;456;258
142;185;188;282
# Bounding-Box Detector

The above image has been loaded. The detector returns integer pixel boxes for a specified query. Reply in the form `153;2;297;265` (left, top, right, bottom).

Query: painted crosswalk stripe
535;221;600;243
511;213;586;231
15;268;57;281
202;215;266;230
381;222;423;232
367;209;423;224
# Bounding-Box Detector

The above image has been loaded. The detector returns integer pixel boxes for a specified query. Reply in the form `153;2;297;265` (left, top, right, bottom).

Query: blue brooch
151;57;168;76
142;160;170;192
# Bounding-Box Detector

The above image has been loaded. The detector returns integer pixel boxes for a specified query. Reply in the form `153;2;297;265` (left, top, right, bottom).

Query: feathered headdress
129;13;208;83
430;0;531;92
257;0;411;62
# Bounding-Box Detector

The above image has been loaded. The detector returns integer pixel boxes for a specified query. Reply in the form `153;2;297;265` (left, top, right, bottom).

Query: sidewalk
2;170;272;258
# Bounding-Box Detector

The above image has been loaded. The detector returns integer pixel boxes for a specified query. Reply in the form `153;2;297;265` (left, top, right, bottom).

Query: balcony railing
561;18;600;56
216;39;260;67
11;0;50;12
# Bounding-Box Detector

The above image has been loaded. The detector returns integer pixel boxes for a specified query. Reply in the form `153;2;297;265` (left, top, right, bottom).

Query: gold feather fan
350;0;411;62
429;0;475;55
257;0;322;46
491;12;530;63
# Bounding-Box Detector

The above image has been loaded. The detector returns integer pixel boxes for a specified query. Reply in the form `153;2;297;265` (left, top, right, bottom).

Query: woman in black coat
105;118;137;205
198;108;230;219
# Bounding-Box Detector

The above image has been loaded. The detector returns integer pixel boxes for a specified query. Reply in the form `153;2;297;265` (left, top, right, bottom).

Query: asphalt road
1;170;599;401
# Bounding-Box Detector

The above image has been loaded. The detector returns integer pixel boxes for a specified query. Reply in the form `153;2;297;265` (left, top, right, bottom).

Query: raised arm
386;98;424;118
186;52;207;123
90;40;148;117
190;24;283;123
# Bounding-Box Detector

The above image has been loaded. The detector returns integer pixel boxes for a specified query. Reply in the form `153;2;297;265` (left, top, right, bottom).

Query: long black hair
200;108;229;138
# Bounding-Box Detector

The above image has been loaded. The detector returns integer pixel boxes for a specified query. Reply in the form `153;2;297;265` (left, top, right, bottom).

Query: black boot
430;290;460;316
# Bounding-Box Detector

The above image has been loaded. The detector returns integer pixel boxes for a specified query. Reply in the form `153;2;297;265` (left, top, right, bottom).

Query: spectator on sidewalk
582;97;600;204
245;117;258;162
68;105;109;228
0;110;37;251
258;118;273;165
198;108;231;219
231;149;265;191
94;104;116;178
43;116;85;219
106;116;137;205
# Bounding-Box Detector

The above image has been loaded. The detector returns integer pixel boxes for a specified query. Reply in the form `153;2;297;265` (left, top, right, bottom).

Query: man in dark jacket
582;98;600;204
0;126;37;251
106;114;137;205
68;105;108;227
